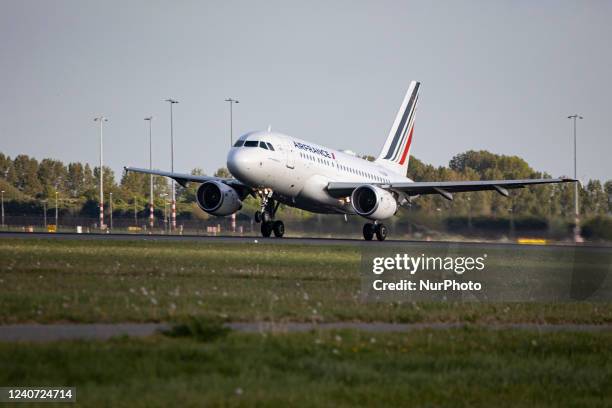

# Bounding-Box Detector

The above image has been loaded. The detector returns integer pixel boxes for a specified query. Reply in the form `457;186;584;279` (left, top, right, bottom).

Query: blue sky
1;1;610;182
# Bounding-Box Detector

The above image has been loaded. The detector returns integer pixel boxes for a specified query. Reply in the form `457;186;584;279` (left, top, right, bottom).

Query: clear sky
1;0;610;182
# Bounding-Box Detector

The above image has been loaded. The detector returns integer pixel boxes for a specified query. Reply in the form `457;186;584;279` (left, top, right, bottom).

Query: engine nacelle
196;181;242;216
351;185;398;220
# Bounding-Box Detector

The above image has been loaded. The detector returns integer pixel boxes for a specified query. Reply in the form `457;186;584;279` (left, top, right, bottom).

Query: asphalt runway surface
1;322;611;342
1;231;610;250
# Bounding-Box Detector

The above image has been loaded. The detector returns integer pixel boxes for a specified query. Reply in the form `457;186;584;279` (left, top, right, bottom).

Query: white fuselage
227;131;412;214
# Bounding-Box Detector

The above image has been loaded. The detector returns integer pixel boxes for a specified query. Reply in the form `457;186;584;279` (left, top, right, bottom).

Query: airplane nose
227;148;253;180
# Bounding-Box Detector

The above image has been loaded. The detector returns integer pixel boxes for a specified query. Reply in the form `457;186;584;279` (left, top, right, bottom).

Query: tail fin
375;81;420;176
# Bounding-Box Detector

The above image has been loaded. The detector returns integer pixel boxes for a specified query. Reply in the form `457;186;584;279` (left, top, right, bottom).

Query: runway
1;231;609;250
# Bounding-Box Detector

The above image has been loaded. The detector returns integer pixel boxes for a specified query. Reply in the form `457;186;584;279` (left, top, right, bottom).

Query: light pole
144;116;154;228
567;114;583;241
94;115;108;229
225;98;240;233
225;98;239;147
54;191;58;230
42;200;47;228
165;99;179;231
160;193;168;234
467;196;472;230
109;192;113;231
134;196;138;227
1;190;5;228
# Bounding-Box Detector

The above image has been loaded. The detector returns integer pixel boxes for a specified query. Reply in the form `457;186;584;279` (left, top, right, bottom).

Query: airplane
126;81;575;241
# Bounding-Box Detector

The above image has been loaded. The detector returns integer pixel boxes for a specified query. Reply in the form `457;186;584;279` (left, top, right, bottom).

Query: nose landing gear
363;222;387;241
255;190;285;238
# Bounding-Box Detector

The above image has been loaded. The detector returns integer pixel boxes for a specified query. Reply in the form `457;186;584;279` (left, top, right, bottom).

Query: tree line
0;150;610;224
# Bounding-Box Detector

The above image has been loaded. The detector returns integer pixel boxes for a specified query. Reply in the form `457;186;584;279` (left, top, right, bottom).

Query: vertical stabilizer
375;81;420;176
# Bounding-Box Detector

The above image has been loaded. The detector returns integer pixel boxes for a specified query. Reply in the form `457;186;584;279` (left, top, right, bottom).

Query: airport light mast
160;193;168;233
54;191;58;230
42;199;47;228
225;98;239;232
165;99;179;231
225;98;239;147
94;115;108;230
145;116;154;229
567;114;583;242
109;192;113;231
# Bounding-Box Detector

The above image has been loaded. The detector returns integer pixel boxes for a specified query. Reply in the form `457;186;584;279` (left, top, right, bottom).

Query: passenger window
259;141;268;150
233;140;244;147
244;140;258;147
266;142;275;151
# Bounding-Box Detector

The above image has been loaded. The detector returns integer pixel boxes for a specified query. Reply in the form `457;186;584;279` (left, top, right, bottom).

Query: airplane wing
124;166;254;198
326;178;576;200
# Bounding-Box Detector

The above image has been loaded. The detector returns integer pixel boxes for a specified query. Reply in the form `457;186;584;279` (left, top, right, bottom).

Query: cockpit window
266;142;275;151
233;140;244;147
244;140;258;147
259;141;268;150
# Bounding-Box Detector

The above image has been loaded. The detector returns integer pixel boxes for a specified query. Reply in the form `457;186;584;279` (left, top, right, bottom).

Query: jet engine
350;185;397;220
196;181;242;216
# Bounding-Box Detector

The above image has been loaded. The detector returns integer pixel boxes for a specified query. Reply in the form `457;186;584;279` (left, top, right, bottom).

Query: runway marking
518;238;548;245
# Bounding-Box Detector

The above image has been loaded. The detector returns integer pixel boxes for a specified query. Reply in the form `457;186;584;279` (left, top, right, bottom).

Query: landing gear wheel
375;224;388;241
272;220;285;238
254;211;262;223
363;223;375;241
261;221;272;238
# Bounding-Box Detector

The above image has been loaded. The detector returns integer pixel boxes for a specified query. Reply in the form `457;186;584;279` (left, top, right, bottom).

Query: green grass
0;329;610;407
0;238;610;323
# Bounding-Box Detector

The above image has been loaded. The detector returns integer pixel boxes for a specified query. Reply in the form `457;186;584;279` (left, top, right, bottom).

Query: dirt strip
1;322;611;342
226;322;612;333
0;323;170;342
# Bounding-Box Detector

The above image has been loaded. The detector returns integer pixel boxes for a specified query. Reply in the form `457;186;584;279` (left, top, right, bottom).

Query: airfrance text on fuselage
293;141;335;159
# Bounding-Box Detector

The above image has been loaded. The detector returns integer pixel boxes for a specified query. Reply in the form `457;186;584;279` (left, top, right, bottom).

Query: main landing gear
254;190;285;238
363;222;387;241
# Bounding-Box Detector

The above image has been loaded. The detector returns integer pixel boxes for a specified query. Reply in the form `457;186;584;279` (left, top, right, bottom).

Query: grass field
0;238;610;324
1;237;611;406
1;328;611;407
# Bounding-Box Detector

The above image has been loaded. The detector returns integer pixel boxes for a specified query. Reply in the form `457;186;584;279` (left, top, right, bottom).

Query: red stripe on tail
398;126;414;165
